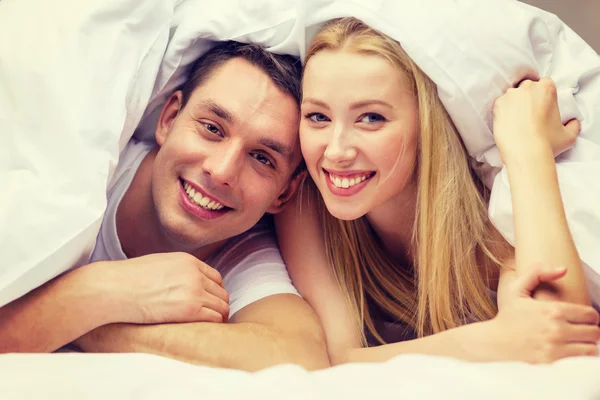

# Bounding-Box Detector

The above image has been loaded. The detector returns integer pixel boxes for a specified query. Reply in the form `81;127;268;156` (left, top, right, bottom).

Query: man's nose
202;141;244;187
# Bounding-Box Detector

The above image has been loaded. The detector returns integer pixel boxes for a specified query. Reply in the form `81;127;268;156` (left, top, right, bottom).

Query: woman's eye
203;123;222;136
359;113;386;123
251;153;273;167
305;113;330;123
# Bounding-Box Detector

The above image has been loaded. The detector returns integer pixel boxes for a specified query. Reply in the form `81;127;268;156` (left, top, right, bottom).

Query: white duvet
1;353;600;399
1;0;600;395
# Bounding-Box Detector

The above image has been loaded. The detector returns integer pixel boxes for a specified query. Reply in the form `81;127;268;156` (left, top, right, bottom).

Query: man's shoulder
89;139;156;264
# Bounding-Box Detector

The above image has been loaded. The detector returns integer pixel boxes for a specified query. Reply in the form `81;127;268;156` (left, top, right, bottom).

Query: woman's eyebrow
302;98;393;110
301;98;330;109
349;100;393;110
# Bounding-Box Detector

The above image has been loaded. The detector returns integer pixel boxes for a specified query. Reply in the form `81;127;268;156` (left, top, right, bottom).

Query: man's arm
0;253;229;353
74;294;330;371
0;263;125;353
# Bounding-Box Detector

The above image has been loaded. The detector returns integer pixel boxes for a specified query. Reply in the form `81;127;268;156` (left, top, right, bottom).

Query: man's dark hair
180;41;302;107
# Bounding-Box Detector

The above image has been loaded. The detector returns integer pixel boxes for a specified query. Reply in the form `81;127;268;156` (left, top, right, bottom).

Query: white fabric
88;140;154;264
212;222;300;317
1;352;600;399
88;139;298;317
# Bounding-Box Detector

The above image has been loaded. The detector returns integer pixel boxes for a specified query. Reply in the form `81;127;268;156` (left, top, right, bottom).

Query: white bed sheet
1;353;599;399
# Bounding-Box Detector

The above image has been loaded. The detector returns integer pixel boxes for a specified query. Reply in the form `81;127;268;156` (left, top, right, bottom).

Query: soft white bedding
1;353;599;399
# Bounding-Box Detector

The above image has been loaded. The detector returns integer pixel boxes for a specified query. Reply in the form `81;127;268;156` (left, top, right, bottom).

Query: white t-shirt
89;139;298;317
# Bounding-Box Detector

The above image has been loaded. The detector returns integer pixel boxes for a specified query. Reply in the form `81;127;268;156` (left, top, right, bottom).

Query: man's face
151;57;302;250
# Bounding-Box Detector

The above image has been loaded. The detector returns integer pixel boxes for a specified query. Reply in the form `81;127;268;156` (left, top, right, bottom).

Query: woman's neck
366;184;418;265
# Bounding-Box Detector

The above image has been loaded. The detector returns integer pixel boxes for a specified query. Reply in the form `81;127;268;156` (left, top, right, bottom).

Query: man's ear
267;169;308;214
155;91;183;146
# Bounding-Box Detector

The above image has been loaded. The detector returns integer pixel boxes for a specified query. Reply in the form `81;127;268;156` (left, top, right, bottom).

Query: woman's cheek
300;132;321;164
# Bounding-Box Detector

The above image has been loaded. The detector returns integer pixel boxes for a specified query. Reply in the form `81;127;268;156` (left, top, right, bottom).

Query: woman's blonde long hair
306;18;506;343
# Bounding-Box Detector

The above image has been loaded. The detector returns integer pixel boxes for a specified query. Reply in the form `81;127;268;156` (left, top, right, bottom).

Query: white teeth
329;173;371;189
183;180;224;211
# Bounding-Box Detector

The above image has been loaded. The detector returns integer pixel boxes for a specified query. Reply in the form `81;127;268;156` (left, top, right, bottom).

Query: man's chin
161;222;232;254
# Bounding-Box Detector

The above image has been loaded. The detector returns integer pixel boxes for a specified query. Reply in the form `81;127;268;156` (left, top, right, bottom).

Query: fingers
195;307;226;324
196;262;224;287
564;324;600;344
516;77;554;89
517;264;567;296
563;303;600;325
201;293;230;323
564;118;581;143
555;343;599;360
203;277;230;304
514;73;541;88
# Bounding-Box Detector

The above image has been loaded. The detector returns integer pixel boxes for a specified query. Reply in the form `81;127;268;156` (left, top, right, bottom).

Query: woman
276;17;600;364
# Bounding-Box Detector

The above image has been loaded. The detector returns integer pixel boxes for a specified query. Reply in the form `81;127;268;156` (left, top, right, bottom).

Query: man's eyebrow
195;100;235;123
259;138;293;162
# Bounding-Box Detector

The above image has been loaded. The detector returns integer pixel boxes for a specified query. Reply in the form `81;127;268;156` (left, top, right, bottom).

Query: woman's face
300;50;420;220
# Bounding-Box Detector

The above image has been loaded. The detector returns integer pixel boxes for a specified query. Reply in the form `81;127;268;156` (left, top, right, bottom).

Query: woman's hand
492;77;580;162
483;264;599;363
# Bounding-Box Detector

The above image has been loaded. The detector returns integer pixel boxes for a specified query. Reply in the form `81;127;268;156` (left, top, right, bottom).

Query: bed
2;352;600;399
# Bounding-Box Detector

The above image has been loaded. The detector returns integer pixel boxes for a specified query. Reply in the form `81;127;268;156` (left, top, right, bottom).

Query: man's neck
115;148;223;261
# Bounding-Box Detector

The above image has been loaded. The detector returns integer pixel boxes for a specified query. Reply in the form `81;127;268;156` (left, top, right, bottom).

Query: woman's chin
325;202;367;222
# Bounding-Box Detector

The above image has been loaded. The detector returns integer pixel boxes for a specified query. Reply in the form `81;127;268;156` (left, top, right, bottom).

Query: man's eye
251;153;273;167
305;113;330;123
203;123;222;136
359;113;386;123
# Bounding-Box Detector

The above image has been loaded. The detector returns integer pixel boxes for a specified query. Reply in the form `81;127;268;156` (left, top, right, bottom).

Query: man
0;42;329;371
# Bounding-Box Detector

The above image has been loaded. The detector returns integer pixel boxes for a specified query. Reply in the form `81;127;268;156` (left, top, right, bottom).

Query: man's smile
179;178;232;220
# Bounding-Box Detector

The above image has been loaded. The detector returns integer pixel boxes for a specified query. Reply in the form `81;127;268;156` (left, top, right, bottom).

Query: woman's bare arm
493;79;590;305
275;183;599;364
